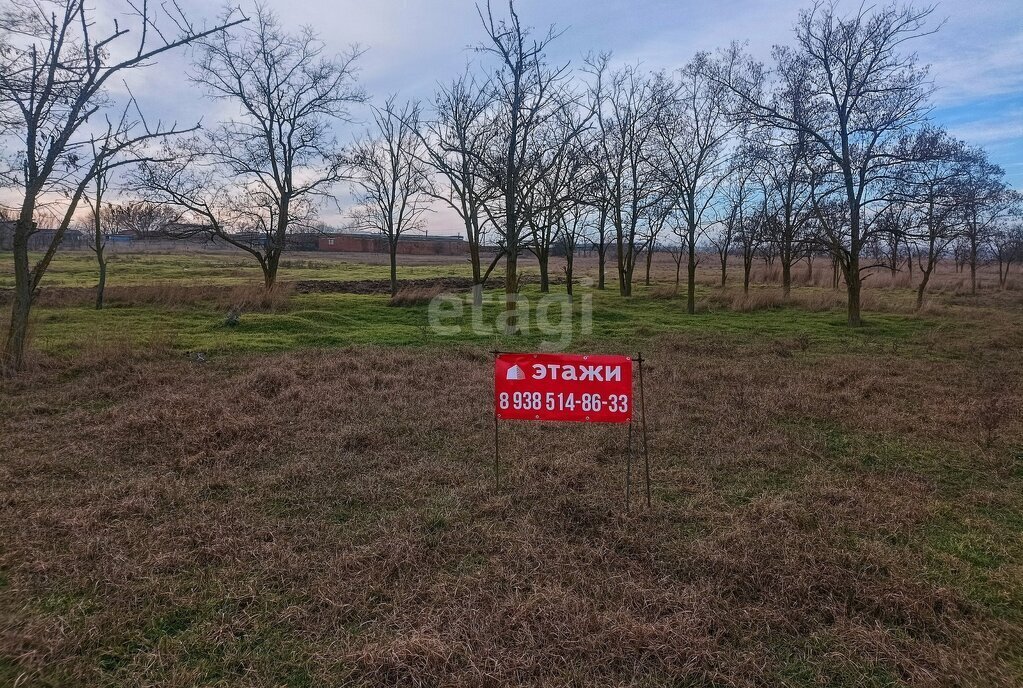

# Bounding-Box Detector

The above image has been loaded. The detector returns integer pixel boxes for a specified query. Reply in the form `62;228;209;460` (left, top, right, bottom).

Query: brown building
319;232;465;256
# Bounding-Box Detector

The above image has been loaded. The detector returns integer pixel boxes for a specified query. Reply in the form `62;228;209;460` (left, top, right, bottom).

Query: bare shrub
226;283;294;313
649;284;679;299
730;289;785;312
389;284;447;307
971;375;1019;448
866;271;913;290
918;301;949;317
790;290;842;312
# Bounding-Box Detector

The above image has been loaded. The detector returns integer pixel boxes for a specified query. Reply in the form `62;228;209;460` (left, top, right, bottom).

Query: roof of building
320;231;464;242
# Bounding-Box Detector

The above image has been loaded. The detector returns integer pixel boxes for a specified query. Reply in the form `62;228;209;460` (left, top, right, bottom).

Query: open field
2;250;1023;686
1;249;1018;359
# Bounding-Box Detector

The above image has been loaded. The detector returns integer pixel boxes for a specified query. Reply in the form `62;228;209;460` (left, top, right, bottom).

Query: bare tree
726;145;767;294
873;204;913;278
81;149;110;310
641;199;672;287
726;3;938;325
523;96;590;293
737;207;766;294
657;49;741;313
0;0;244;374
897;128;970;309
991;211;1023;289
958;150;1012;294
106;201;178;238
422;73;498;305
560;198;590;297
666;215;689;290
585;56;667;297
583;176;613;290
348;98;432;297
716;160;760;289
752;120;815;297
135;5;364;290
477;0;573;333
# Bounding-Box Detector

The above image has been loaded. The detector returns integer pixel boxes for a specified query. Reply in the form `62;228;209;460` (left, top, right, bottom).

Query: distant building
319;232;466;256
0;222;86;251
0;221;12;250
109;230;136;245
285;232;322;251
35;228;85;250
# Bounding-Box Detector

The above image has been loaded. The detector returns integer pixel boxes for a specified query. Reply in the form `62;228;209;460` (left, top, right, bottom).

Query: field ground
1;249;1022;686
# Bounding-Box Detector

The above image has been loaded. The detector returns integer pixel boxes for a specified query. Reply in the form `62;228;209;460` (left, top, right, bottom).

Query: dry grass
388;284;451;307
649;284;680;300
7;282;296;312
1;325;1022;686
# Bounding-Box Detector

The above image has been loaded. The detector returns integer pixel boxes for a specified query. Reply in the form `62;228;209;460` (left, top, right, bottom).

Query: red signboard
494;353;633;424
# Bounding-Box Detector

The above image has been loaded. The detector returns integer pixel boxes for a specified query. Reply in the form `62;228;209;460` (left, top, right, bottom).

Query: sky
94;0;1023;232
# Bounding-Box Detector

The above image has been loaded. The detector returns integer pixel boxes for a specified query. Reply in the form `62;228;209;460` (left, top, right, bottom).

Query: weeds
388;284;448;307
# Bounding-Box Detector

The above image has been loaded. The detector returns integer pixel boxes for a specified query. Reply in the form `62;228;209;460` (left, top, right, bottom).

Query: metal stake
626;420;633;511
494;411;500;492
492;349;501;492
638;353;651;508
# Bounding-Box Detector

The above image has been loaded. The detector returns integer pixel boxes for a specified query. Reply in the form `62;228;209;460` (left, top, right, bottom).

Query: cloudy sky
124;0;1023;232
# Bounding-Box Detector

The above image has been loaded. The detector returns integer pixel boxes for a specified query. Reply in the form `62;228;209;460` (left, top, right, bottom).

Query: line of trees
3;0;1022;373
376;0;1021;328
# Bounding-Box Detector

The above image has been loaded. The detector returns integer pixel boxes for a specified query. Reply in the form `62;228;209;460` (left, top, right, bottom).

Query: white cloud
5;0;1021;220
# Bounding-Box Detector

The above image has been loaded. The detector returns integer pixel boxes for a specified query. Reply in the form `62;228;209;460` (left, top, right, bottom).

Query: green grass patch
772;634;903;687
0;250;469;288
22;282;940;361
777;420;1023;629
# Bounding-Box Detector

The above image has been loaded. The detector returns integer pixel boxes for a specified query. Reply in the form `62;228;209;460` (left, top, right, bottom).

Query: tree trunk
597;246;606;290
95;251;107;310
782;260;791;298
258;252;276;290
538;248;549;293
806;255;814;285
719;253;727;287
261;238;282;291
743;257;752;294
505;246;518;334
469;240;483;307
616;229;630;297
2;214;35;376
686;225;696;315
845;256;862;326
645;247;653;286
917;235;937;310
389;242;399;297
916;268;931;310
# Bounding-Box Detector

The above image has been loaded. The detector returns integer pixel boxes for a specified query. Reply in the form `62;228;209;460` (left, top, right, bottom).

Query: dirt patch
295;276;481;295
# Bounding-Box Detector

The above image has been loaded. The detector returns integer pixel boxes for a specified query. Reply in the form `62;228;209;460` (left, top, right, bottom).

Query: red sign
494;353;633;424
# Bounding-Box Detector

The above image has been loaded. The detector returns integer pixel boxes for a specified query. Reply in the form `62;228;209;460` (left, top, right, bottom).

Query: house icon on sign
506;365;526;381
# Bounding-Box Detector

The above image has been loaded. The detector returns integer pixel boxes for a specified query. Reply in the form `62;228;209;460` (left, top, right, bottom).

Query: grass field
2;249;1022;686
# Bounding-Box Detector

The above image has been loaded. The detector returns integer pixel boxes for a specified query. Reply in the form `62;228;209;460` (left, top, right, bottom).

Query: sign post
492;352;650;508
